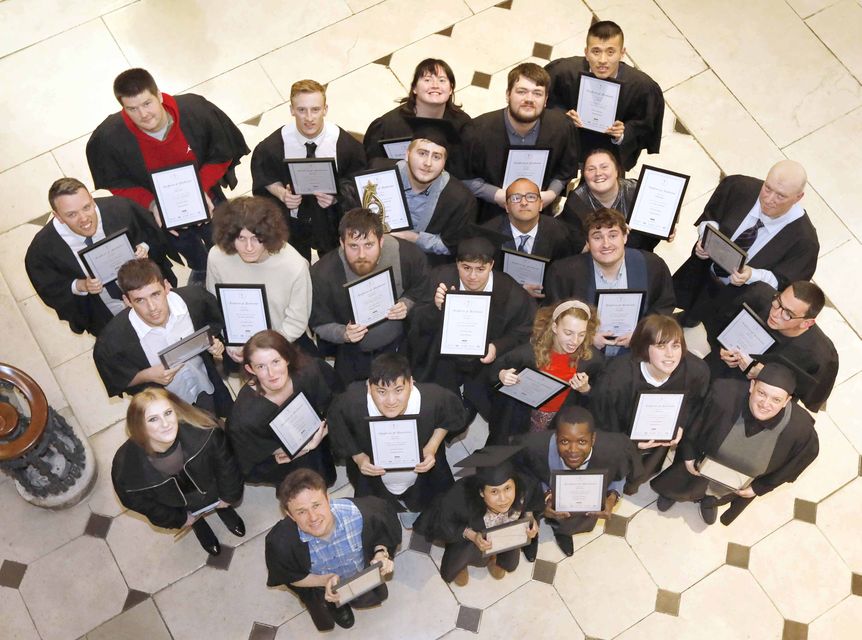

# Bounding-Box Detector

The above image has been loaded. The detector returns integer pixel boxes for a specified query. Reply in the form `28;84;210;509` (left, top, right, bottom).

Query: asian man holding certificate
327;354;465;522
516;406;641;556
651;364;819;526
265;469;400;631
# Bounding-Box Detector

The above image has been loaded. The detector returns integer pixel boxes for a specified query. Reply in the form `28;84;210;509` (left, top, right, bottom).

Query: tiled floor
0;0;860;638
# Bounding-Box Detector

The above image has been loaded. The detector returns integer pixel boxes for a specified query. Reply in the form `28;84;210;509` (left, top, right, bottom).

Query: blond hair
126;388;217;453
532;301;597;368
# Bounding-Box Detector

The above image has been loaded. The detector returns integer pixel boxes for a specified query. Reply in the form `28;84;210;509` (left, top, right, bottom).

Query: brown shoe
453;567;469;587
487;555;506;580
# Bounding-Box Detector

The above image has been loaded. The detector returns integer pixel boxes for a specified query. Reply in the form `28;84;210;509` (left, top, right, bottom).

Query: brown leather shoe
487;555;506;580
453;567;469;586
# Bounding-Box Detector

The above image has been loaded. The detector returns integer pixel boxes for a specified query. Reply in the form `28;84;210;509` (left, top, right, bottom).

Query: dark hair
278;468;327;510
338;208;384;241
587;20;624;45
788;281;825;318
630;315;686;362
126;388;216;454
556;406;596;432
402;58;463;114
506;62;550;92
113;68;159;102
368;353;411;387
456;237;495;264
584;207;628;234
468;469;526;517
48;177;88;211
211;196;288;254
242;330;306;389
583;147;622;179
117;258;164;295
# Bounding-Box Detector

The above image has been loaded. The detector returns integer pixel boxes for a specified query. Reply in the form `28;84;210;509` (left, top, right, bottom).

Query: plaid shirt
300;499;366;580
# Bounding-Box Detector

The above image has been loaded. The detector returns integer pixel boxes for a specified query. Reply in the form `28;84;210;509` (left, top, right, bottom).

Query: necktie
713;219;764;277
517;234;530;252
305;141;317;158
84;236;123;299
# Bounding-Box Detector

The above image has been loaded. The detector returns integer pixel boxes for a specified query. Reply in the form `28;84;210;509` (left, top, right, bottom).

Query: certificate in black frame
150;161;210;231
627;164;690;240
367;414;421;471
214;283;272;346
439;290;493;357
352;167;413;232
267;391;322;458
157;325;213;369
702;225;747;274
493;367;569;409
343;266;397;329
594;288;646;339
501;248;550;288
77;228;134;282
501;145;551;191
283;157;339;195
550;469;609;514
628;390;685;442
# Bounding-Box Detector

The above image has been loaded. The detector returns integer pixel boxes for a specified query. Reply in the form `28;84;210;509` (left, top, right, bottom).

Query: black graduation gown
462;108;580;222
93;286;233;416
516;428;643;533
651;379;819;522
480;213;580;268
545;57;664;171
363;104;472;177
25;196;177;336
226;358;340;485
672;175;819;319
250;125;367;256
265;496;401;589
486;343;606;445
327;381;465;510
544;248;675;316
86;93;249;194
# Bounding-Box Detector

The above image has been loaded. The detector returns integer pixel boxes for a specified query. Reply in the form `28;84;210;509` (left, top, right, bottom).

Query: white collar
129;290;187;338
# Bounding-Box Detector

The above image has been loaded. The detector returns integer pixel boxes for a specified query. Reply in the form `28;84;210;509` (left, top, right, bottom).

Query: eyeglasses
507;192;540;204
771;293;805;321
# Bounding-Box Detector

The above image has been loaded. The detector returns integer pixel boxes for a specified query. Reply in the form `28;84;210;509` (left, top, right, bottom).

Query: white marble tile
19;536;126;640
653;190;711;276
53;350;129;437
723;482;795;548
665;70;786;179
507;0;595;49
824;371;862;454
554;535;657;639
588;0;706;90
260;0;471;95
813;239;862;334
808;596;862;640
85;420;128;518
188;61;284;126
816;477;862;571
51;135;102;193
749;520;850;623
791;412;857;503
225;483;283;546
473;581;584;639
155;534;303;640
0;224;41;301
615;611;684;639
0;20;128;174
0;585;40;640
807;1;862;82
787;0;843;18
816;306;862;385
0;154;62;234
464;0;500;12
785;106;862;243
656;0;862;148
535;516;603;564
19;296;96;368
455;71;510;132
324;64;407;139
802;186;855;260
347;0;388;11
104;0;351;92
86;598;172;640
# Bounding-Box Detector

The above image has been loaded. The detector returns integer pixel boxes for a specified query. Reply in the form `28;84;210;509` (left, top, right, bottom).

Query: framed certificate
502;146;550;190
344;267;396;328
502;248;549;287
380;137;411;160
269;392;322;457
627;165;690;240
150;162;210;230
78;228;135;283
440;291;492;356
698;456;752;492
495;367;568;409
158;325;212;369
596;289;645;337
482;517;531;557
552;469;608;513
215;284;272;346
368;415;421;470
334;562;384;605
629;391;685;441
284;157;338;195
353;168;412;232
576;74;622;133
702;225;746;274
717;303;775;356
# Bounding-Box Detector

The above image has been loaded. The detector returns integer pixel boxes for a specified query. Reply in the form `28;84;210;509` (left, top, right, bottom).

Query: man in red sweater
86;68;249;285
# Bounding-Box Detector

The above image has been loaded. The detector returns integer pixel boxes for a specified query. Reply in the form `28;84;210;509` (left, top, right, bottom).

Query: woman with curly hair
487;299;605;444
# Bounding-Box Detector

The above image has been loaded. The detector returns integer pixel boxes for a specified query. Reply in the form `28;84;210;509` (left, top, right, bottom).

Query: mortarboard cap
405;116;460;152
749;354;815;393
455;445;522;486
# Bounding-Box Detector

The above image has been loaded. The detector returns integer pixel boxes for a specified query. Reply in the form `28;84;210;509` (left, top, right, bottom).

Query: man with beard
462;63;580;222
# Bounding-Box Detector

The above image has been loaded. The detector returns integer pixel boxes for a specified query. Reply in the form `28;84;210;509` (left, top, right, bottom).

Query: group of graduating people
21;18;840;633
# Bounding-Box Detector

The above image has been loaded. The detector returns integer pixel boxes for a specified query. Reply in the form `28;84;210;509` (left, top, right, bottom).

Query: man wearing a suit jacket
25;177;175;336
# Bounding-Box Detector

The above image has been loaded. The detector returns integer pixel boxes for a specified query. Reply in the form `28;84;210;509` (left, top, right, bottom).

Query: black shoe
329;603;355;629
191;519;221;556
522;537;538;562
699;496;718;525
216;507;246;537
656;496;675;512
554;533;574;557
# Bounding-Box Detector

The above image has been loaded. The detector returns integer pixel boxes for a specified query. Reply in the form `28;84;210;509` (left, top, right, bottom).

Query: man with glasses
710;281;838;412
480;178;578;298
673;160;819;332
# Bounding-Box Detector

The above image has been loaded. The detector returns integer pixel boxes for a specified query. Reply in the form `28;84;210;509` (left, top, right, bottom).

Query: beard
508;104;542;124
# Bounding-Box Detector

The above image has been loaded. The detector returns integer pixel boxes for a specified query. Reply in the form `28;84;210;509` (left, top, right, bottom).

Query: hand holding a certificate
568;371;590;393
353;452;386;477
464;527;493;553
498;368;520;386
344;322;370;344
385;300;408;321
544;490;573;520
206;336;225;359
585;491;618;520
593;331;632;349
565;109;625;141
637;427;683;450
75;275;106;295
719;348;753;372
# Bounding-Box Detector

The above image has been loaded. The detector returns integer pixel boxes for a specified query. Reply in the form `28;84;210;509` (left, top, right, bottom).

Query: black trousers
295;583;388;631
440;538;520;583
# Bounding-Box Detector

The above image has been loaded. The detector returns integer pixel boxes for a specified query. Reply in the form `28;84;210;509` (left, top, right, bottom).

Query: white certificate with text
369;416;421;469
628;166;689;239
440;292;492;356
269;392;321;457
502;147;550;190
553;470;607;513
496;368;568;408
502;249;548;287
596;290;644;337
717;304;775;356
577;75;621;133
78;229;135;283
629;392;685;441
215;284;271;346
345;267;396;328
151;163;209;230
